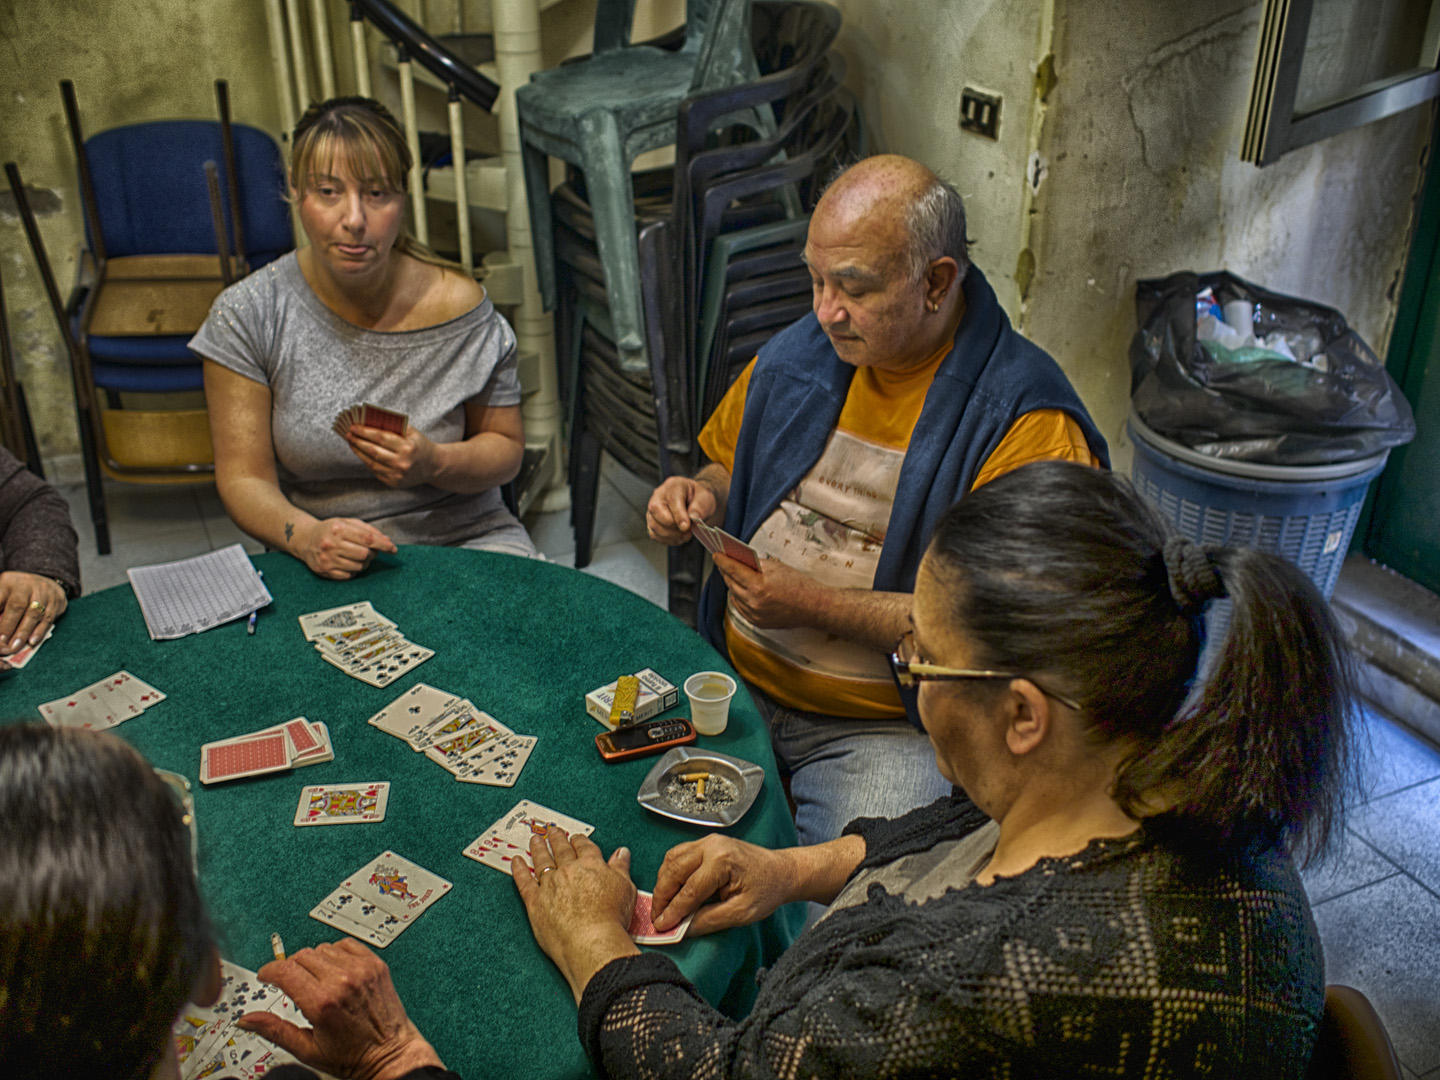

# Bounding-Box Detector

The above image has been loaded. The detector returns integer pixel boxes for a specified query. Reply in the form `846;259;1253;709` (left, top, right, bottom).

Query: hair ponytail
924;460;1354;863
1116;545;1355;861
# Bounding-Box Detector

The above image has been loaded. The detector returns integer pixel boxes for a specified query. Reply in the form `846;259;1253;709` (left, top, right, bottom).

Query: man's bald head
815;155;970;283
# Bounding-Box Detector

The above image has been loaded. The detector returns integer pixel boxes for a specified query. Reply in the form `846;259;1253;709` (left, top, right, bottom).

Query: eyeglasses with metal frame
888;630;1083;712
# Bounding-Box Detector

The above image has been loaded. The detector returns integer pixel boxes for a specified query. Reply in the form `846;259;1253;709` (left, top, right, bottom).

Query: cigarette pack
586;668;679;729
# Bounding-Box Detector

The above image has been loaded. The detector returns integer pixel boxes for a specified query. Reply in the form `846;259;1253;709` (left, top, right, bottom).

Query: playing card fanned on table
463;799;595;875
298;602;433;688
37;670;166;731
172;958;308;1080
128;543;272;640
309;851;450;948
366;682;539;787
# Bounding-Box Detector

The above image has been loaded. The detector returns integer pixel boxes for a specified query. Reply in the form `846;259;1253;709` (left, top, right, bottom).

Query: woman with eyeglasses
509;460;1351;1077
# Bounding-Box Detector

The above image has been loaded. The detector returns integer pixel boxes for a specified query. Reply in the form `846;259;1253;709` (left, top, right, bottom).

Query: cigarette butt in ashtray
678;772;711;782
696;776;707;800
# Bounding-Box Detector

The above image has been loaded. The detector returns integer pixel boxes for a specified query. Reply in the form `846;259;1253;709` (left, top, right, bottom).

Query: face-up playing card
367;682;461;745
628;890;694;945
463;799;595;875
310;851;451;948
38;679;145;730
200;731;292;784
423;711;511;770
174;959;303;1080
298;601;396;641
333;643;433;688
294;782;390;826
450;733;537;787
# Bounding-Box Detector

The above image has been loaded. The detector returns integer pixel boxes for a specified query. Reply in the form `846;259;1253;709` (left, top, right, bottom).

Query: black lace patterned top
578;792;1323;1079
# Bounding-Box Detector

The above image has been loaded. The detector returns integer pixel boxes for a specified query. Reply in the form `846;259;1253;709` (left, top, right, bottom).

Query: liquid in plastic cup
684;671;737;736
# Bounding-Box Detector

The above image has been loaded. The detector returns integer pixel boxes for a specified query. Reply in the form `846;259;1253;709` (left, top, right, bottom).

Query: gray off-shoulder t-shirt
191;253;529;549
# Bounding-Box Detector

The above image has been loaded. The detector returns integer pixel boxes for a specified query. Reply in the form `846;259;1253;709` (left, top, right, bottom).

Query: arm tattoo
285;522;294;544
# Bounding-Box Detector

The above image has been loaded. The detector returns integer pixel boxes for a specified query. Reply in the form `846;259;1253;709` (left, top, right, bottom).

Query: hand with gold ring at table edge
0;571;67;656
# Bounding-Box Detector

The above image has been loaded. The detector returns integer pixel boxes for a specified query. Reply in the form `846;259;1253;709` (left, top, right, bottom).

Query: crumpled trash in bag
1130;270;1416;466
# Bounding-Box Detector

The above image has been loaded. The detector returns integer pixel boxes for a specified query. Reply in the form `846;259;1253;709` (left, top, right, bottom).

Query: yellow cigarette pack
585;668;679;729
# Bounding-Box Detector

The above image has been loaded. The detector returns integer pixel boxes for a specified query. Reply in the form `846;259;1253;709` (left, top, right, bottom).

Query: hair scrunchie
1162;536;1225;617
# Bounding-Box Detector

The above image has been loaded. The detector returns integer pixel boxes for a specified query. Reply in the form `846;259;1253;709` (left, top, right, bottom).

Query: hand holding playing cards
0;570;65;654
646;475;719;544
344;424;438;489
238;939;445;1080
714;554;820;630
650;835;798;936
512;827;641;1003
297;518;398;579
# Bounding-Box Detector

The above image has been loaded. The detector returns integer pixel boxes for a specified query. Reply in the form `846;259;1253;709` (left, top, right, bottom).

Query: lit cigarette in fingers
270;932;286;962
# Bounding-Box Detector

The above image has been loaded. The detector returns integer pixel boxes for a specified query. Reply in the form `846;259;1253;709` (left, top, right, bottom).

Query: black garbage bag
1130;270;1415;465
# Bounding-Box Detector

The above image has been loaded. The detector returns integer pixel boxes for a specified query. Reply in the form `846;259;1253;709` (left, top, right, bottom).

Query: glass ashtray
636;747;763;828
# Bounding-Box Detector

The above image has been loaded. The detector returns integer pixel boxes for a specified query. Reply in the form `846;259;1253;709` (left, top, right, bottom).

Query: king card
298;601;396;641
463;799;595;875
294;782;390;826
309;851;451;948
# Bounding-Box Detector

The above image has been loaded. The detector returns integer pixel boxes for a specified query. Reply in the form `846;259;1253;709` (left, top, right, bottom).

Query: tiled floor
56;460;1440;1074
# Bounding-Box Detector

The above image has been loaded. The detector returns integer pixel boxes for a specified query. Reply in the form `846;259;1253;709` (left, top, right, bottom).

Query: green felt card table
0;545;805;1078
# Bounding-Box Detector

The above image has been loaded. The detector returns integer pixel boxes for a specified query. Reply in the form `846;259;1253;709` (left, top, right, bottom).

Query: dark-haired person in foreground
0;724;453;1080
513;460;1351;1077
0;445;80;660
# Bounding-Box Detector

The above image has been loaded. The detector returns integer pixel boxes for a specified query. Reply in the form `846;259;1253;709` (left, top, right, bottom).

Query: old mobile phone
595;717;697;762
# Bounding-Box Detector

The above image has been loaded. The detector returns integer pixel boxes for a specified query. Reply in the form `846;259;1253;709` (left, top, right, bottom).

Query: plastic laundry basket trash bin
1128;411;1387;601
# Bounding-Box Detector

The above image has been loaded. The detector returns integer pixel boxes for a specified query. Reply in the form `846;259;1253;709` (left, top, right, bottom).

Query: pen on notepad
271;932;285;962
247;612;258;635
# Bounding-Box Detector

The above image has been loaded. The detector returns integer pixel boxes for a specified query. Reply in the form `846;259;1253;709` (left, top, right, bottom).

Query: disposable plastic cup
684;671;737;736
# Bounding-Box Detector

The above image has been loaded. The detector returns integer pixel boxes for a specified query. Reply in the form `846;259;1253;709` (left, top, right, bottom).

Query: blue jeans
751;687;955;847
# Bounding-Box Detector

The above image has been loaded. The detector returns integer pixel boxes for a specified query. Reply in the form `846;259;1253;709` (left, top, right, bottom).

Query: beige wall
825;0;1431;473
1026;0;1432;472
0;0;284;465
1;0;1431;479
826;0;1050;318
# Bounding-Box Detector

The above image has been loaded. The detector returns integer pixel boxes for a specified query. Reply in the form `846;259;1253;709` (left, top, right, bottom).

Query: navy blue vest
699;264;1110;657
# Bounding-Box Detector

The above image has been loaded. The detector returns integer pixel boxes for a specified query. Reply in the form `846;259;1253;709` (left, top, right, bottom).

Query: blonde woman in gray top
194;97;534;580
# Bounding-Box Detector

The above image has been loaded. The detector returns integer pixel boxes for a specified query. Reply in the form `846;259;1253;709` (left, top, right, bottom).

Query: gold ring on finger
538;866;555;880
28;600;45;614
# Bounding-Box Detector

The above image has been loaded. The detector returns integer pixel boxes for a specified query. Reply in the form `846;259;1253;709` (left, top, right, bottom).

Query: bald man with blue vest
647;155;1109;846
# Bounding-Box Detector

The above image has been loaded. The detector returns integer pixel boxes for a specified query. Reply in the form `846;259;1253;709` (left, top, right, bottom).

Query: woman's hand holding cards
512;827;641;1003
345;423;439;490
237;939;445;1080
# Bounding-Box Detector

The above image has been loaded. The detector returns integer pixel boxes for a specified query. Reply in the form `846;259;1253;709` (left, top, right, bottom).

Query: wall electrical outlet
960;88;1001;139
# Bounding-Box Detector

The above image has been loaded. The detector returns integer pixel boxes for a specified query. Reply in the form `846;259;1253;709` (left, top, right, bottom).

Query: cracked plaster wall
825;0;1049;318
1024;1;1433;473
0;0;284;469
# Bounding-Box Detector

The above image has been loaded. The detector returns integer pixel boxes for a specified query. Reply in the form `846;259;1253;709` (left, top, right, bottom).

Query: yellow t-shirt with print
699;348;1101;719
